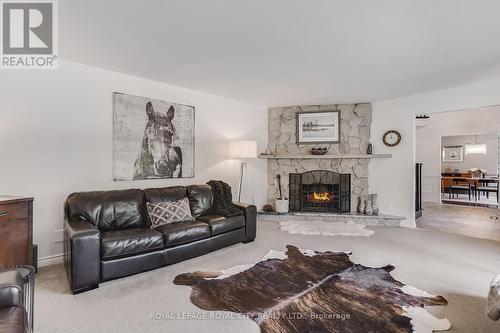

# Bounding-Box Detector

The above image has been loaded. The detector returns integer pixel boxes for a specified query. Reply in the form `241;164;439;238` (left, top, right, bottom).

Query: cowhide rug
279;220;374;237
174;245;451;333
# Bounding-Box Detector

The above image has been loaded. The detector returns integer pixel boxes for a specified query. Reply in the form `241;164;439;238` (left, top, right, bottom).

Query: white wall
370;76;500;227
369;102;416;227
441;133;498;174
0;60;267;261
414;107;500;203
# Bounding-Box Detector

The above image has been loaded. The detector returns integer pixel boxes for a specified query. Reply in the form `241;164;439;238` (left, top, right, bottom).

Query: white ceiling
61;0;500;106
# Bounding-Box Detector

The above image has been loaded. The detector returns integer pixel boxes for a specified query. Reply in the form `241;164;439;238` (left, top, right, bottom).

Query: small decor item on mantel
275;174;289;214
371;194;379;215
367;143;373;155
310;147;328;155
260;148;274;156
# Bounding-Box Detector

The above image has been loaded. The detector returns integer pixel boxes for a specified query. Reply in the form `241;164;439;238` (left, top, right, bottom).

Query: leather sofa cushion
144;186;187;204
197;215;245;236
0;271;23;309
186;185;213;217
66;189;146;231
101;228;164;260
0;307;27;333
155;221;210;248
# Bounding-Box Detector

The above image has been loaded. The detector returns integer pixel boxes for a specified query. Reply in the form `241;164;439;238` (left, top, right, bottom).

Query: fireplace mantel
266;103;377;212
259;153;391;159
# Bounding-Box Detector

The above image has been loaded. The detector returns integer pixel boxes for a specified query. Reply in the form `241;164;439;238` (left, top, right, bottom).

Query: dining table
441;176;499;202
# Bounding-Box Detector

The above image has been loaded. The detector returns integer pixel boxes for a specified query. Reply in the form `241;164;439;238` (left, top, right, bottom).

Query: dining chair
475;178;498;202
449;178;474;201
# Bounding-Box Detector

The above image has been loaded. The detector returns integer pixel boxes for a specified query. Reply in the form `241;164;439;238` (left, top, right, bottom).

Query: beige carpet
35;221;500;333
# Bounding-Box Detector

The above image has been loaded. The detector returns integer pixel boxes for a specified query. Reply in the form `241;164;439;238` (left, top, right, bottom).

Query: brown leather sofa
64;185;257;294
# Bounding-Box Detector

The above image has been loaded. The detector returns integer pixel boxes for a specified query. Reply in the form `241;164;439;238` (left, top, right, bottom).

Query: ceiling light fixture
465;135;487;155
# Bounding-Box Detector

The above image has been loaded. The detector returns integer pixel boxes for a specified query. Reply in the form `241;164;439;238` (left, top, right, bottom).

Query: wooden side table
0;196;34;267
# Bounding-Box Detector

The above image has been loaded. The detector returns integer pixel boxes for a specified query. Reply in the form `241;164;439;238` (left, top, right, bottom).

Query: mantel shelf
259;153;392;159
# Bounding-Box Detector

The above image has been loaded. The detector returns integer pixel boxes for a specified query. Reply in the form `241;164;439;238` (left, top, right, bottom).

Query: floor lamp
229;140;257;203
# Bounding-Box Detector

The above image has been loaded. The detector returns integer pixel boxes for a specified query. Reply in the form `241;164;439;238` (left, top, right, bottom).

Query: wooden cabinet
0;196;33;267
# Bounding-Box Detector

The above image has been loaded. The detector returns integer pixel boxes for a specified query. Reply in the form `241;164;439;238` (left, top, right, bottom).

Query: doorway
415;106;500;241
440;133;499;207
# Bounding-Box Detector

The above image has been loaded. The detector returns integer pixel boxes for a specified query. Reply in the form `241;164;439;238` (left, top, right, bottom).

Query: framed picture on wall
442;145;464;163
113;92;195;180
296;111;341;144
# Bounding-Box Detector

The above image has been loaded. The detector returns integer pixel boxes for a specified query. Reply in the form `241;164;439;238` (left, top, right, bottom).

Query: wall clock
382;130;401;147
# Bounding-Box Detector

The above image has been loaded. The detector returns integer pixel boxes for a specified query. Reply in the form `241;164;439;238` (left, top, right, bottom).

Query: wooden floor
417;202;500;241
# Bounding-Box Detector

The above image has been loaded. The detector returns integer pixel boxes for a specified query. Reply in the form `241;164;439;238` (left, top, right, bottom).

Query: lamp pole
229;140;257;204
237;161;246;202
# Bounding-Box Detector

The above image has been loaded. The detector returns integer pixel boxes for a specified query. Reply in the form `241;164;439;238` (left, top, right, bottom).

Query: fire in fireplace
289;170;350;213
307;192;333;203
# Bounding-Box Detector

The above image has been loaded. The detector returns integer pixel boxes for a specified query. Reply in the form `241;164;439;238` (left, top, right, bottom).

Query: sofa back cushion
143;186;187;204
186;185;213;217
65;189;146;231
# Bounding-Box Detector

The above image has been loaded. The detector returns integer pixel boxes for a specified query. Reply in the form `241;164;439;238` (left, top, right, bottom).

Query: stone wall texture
267;104;372;212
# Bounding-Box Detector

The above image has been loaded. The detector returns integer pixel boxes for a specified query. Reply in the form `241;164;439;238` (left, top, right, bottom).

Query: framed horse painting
113;92;195;180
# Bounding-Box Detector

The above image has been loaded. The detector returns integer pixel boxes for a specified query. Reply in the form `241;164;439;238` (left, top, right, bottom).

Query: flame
308;192;332;202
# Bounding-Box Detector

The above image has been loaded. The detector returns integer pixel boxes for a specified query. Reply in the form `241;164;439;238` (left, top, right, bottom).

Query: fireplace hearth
289;170;351;213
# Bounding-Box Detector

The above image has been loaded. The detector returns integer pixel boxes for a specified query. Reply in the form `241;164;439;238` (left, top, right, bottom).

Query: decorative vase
364;199;373;215
367;143;373;155
275;199;289;214
357;196;366;214
371;194;379;215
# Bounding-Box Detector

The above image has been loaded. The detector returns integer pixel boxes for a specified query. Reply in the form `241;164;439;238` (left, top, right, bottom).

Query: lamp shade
229;140;257;158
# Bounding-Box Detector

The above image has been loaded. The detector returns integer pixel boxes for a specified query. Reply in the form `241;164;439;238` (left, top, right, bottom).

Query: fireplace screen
289;170;351;213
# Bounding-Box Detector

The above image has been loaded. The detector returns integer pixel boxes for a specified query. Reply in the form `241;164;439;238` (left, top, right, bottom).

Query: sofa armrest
64;219;100;294
233;202;257;242
0;271;23;309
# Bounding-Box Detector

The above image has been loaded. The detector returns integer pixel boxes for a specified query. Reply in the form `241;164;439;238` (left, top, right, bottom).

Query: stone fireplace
267;104;371;212
289;170;351;213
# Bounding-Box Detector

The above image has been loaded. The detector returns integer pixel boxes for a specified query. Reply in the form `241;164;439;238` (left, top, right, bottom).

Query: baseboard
441;199;498;208
400;220;417;228
38;253;64;267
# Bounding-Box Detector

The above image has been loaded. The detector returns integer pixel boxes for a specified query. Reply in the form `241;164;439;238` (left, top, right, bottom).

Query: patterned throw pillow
146;198;194;228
